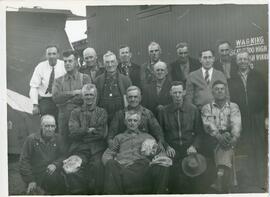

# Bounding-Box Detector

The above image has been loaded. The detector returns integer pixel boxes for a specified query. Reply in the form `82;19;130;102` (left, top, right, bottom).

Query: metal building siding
86;5;268;75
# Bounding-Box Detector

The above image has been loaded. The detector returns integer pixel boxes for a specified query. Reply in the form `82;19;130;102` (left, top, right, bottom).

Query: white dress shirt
29;59;66;104
202;67;213;82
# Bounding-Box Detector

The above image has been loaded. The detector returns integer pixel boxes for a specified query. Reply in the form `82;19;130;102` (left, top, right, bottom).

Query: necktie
205;70;210;85
45;66;55;94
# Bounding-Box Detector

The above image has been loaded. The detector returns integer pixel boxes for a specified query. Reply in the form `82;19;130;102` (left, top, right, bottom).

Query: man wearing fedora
158;81;208;194
201;80;241;193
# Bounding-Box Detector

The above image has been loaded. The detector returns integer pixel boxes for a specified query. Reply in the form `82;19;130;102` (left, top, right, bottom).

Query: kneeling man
19;115;66;195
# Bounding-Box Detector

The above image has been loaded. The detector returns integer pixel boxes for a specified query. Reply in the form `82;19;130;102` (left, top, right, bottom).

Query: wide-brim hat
182;153;207;177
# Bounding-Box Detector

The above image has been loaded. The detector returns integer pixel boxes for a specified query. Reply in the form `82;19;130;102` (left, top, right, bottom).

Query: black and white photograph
1;0;268;196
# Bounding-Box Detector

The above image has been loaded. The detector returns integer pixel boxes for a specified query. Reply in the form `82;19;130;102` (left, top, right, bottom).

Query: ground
8;154;267;195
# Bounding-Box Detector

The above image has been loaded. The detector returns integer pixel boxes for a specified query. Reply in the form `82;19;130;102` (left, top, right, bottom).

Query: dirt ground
8;154;267;195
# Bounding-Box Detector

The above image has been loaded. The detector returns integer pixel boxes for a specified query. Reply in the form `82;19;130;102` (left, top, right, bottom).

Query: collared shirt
29;59;66;104
102;73;121;98
79;63;104;82
201;101;241;139
202;67;213;82
119;62;132;76
52;71;91;107
102;130;154;166
221;61;231;79
156;79;166;95
19;132;64;184
180;59;190;80
68;104;108;154
109;105;165;143
141;60;159;86
238;69;250;91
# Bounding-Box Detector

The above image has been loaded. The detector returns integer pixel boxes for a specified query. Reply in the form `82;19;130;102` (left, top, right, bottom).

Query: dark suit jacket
185;68;229;109
169;57;201;83
118;62;141;89
213;57;238;80
228;69;267;115
142;77;172;117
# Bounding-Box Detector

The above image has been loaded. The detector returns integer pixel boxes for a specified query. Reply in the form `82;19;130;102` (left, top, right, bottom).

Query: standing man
118;45;141;89
213;41;238;80
158;81;209;194
109;85;166;151
141;42;162;88
185;49;229;109
19;115;66;195
29;45;66;118
228;51;267;190
142;61;172;117
95;51;132;123
201;80;241;193
52;50;91;150
79;47;105;82
170;42;201;83
66;83;108;194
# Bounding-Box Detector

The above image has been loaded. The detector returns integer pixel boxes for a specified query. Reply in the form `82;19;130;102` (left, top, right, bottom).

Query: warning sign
232;36;268;62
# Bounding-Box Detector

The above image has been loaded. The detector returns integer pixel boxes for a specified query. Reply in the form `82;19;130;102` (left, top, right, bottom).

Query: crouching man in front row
19;115;66;195
102;110;170;194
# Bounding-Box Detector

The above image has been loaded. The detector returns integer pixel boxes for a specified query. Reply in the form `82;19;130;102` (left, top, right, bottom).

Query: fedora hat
182;153;207;177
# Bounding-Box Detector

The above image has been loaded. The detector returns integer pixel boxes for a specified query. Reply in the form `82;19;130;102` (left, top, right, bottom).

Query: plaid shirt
201;101;241;139
102;130;154;166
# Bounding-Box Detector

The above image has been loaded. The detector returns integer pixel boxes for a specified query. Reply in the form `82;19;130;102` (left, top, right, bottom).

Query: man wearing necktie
29;45;66;119
185;49;229;109
118;45;141;89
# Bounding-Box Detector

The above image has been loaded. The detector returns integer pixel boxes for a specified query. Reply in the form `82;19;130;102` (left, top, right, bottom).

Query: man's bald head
83;47;97;67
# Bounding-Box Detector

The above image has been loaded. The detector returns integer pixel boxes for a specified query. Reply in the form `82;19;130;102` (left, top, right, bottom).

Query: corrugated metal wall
86;5;268;75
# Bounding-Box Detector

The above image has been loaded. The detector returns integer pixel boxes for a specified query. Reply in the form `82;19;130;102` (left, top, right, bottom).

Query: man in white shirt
29;45;66;119
185;49;229;109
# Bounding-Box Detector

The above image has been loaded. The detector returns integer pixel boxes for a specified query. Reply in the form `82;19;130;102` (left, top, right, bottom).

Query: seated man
65;83;108;194
19;115;66;195
109;85;166;150
201;80;241;193
158;81;209;194
102;110;169;194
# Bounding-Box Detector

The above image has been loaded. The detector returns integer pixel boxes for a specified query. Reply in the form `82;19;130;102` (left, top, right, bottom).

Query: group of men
19;40;267;195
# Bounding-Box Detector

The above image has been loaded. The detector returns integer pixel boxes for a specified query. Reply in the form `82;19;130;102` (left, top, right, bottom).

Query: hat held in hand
182;153;207;177
63;155;82;174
